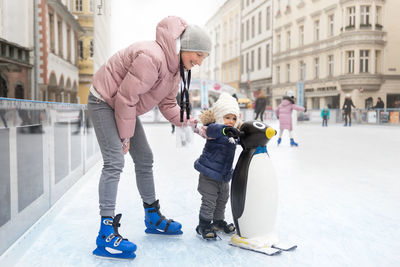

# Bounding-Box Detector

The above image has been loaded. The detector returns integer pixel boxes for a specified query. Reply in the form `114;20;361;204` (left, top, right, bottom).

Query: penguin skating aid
230;121;297;255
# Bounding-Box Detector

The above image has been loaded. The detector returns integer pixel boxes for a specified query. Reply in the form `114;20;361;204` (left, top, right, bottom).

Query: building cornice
310;10;322;18
273;31;386;63
242;36;272;51
296;16;306;24
324;4;337;13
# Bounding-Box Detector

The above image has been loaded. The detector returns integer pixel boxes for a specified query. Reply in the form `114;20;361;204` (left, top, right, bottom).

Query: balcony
359;23;372;30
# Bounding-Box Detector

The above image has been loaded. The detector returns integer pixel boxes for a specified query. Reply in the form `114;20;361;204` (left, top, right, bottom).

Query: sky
111;0;227;53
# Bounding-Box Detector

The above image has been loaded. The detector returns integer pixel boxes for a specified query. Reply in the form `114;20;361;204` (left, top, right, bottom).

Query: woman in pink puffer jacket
88;16;211;259
275;91;305;147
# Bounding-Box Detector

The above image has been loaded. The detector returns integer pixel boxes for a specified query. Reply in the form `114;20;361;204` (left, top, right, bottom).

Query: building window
251;16;255;38
286;30;291;50
78;40;83;59
266;6;271;30
89;0;94;13
49;12;55;52
360;6;370;25
314;57;319;78
360;50;369;73
299;25;304;46
266;44;270;68
277;66;280;84
240;55;243;74
246;20;249;41
75;0;83;12
258;11;262;35
246;52;249;72
277;34;281;52
347;6;355;27
375;50;381;74
327;55;334;76
314;20;320;41
57;20;63;57
286;64;290;82
241;23;244;42
347;51;355;73
328;14;334;36
251;50;254;71
258;47;261;70
376;6;382;25
67;26;71;61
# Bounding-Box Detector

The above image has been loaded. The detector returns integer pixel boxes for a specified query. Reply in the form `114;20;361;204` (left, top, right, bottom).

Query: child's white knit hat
211;93;240;126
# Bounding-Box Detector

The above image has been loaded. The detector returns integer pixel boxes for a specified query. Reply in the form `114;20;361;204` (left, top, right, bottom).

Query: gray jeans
197;173;229;222
87;93;155;217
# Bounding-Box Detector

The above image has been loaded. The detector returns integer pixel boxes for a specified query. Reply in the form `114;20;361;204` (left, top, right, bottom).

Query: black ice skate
211;220;236;234
196;219;217;241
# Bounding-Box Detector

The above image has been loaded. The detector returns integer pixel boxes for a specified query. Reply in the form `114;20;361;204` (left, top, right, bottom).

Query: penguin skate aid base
229;121;297;256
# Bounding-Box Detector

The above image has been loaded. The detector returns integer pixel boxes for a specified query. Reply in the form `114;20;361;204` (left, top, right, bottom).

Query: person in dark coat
373;97;384;109
254;91;267;121
194;93;241;240
342;94;356;126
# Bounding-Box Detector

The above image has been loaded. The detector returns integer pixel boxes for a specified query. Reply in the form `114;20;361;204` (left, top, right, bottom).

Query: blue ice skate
290;138;299;147
93;214;137;260
144;200;183;235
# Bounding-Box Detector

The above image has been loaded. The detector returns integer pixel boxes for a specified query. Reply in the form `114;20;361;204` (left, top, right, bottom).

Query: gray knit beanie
180;25;212;54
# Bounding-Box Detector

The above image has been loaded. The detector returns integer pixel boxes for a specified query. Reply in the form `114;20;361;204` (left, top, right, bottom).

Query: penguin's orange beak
265;127;276;139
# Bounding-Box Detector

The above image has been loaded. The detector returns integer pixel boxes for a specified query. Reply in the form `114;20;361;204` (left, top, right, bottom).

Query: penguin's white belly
237;153;278;239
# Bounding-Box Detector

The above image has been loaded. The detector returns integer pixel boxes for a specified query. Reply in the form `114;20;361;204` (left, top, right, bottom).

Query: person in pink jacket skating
274;90;305;147
87;16;211;259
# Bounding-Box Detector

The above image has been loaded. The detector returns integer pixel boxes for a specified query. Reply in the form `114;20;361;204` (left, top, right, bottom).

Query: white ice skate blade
272;242;297;251
93;254;135;261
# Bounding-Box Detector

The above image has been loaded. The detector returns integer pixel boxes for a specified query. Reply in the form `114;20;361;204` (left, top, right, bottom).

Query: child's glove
223;126;241;138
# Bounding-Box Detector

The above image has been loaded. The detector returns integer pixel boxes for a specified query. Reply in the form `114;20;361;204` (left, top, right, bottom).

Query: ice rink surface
3;122;400;267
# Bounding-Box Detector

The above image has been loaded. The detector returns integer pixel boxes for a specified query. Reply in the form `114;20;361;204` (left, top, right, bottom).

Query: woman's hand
187;117;198;127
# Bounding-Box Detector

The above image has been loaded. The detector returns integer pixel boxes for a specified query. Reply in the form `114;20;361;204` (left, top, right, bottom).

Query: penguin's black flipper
230;148;255;237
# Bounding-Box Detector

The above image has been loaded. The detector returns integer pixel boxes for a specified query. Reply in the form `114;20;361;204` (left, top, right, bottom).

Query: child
275;90;305;146
321;106;330;127
194;93;241;240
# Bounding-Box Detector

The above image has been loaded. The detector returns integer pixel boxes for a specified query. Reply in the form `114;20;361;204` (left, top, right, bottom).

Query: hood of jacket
281;98;294;106
156;16;187;73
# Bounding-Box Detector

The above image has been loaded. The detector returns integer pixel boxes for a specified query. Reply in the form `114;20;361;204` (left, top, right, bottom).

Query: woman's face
181;51;209;70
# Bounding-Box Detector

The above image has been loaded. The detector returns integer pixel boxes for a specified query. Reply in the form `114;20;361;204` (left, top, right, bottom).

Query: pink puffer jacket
92;16;187;139
275;99;305;131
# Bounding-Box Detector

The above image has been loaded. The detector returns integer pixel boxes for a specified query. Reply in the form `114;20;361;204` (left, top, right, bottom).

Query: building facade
0;0;34;100
37;0;83;103
272;0;400;109
240;0;273;106
221;0;241;90
73;0;112;104
73;0;94;104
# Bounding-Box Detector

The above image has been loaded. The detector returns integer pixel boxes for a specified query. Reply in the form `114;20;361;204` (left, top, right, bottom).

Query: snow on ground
3;122;400;267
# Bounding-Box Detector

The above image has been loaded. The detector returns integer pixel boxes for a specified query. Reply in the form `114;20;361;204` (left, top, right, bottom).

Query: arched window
14;84;24;99
0;75;8;97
